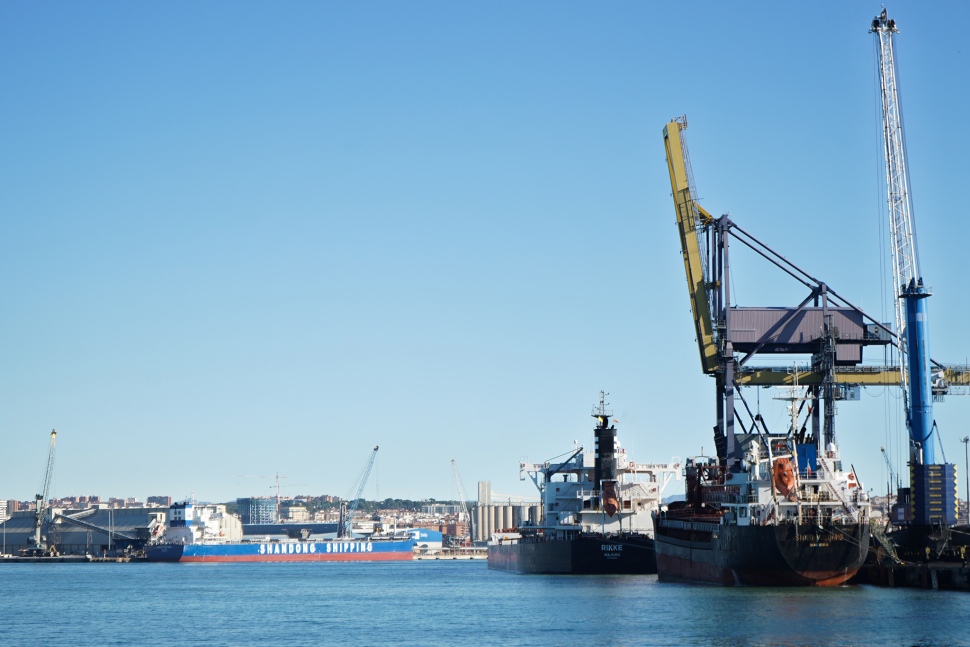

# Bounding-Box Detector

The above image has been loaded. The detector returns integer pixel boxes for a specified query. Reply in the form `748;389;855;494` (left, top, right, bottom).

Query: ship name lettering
601;544;622;552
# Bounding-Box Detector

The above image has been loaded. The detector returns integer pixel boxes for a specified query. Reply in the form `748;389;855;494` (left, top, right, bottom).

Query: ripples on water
3;561;968;646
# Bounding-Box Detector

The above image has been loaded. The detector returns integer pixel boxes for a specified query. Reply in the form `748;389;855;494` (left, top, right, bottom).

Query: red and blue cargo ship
146;536;416;562
144;501;416;563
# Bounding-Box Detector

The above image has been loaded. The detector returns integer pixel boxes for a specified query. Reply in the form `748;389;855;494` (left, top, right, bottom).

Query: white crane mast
871;9;922;400
451;459;471;545
30;430;57;555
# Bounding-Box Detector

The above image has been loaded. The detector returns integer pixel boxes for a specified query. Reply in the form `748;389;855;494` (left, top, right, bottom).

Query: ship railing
813;465;856;513
703;492;740;504
660;519;719;533
798;491;834;504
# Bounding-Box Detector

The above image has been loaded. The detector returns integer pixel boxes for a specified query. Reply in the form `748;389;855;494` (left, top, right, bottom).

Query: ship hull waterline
146;539;415;563
488;534;657;575
654;520;869;586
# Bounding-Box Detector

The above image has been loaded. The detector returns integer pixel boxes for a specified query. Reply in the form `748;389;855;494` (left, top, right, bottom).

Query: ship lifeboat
772;457;796;498
602;481;619;517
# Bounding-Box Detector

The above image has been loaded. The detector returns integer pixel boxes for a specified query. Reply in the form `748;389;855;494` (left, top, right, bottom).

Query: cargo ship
145;501;415;563
487;392;680;574
653;384;871;586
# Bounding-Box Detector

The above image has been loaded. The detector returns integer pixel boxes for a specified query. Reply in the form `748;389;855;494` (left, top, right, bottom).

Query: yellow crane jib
663;118;718;375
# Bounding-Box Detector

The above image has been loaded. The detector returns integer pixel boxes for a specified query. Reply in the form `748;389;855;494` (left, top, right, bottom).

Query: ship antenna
592;390;611;418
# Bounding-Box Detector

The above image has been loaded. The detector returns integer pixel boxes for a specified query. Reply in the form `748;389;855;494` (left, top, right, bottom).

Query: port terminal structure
662;10;968;572
663;104;966;529
670;118;883;467
867;9;956;531
665;116;966;502
664;119;968;400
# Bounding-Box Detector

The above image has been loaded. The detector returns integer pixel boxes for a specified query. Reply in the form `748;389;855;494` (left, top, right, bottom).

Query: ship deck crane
338;445;379;539
450;459;471;547
871;9;956;527
23;430;57;557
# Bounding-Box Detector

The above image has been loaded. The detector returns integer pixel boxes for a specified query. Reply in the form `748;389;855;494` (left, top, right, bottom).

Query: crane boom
338;445;379;538
27;430;57;556
880;446;901;492
451;459;471;546
663;117;719;375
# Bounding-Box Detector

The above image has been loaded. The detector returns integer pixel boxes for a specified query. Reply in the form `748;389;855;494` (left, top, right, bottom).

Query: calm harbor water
4;560;969;646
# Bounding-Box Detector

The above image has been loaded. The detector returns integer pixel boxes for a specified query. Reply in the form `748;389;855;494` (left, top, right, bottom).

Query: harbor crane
881;446;901;494
22;430;57;557
871;9;957;527
664;108;968;470
664;117;904;463
338;445;379;539
451;459;472;547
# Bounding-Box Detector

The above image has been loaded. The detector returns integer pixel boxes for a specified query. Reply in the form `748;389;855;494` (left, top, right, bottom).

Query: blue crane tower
871;10;957;526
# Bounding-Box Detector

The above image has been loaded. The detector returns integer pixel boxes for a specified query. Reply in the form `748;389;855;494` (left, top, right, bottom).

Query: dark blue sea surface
3;560;968;646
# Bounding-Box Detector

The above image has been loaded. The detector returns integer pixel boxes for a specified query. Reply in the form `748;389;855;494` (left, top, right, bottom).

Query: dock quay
854;562;970;591
415;548;486;561
1;554;138;564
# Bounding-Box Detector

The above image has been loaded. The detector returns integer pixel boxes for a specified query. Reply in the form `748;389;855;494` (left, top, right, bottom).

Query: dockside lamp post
962;436;970;525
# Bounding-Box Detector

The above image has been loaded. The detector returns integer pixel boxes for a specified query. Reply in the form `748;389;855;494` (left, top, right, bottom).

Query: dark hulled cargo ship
487;532;658;574
487;392;680;574
654;407;871;586
659;117;872;586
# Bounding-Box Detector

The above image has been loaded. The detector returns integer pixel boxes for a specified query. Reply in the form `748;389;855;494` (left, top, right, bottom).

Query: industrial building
0;507;165;556
470;481;540;543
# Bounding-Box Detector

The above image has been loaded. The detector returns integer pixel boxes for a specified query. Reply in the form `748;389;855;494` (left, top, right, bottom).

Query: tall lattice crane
880;446;901;493
871;9;956;526
23;430;57;557
451;459;471;547
338;445;379;538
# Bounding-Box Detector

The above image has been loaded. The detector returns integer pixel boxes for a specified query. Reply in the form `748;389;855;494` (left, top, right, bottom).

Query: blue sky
1;2;968;504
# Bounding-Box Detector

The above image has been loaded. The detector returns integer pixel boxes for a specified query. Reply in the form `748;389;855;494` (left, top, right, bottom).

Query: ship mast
592;391;619;518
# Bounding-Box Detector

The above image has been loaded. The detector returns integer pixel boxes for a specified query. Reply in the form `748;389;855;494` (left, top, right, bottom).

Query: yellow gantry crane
662;117;968;464
663;117;718;376
663;117;969;395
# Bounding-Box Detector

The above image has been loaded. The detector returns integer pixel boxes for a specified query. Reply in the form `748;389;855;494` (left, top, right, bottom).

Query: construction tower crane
23;430;57;557
871;9;957;526
451;459;471;547
338;445;379;539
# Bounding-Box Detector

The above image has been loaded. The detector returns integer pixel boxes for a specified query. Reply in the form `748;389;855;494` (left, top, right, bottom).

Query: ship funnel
594;415;618;487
